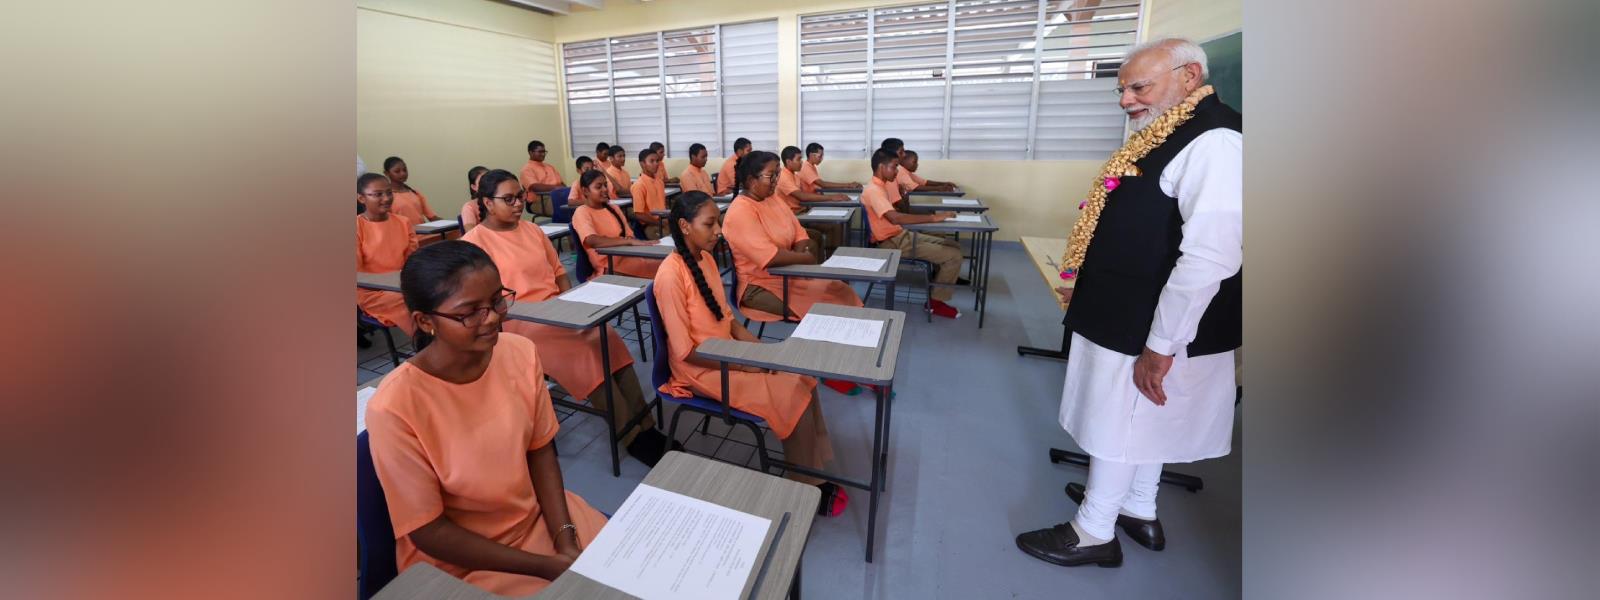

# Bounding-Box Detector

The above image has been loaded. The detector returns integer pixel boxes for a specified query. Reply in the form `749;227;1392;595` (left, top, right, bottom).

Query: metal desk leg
599;323;620;477
879;381;892;492
978;231;994;328
865;382;887;563
790;554;801;599
885;281;895;312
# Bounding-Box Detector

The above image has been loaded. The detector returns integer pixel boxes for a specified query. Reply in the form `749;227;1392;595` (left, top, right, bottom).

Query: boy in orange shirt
896;149;958;193
648;141;679;185
603;146;633;199
678;143;714;194
630;149;668;239
715;137;753;196
800;143;861;193
860;148;964;319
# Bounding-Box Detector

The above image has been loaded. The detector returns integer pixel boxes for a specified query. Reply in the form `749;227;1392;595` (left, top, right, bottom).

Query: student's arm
527;444;582;560
921;179;958;190
634;210;663;227
792;190;851;204
884;210;956;225
526;182;562;193
408;515;574;580
609;173;633;198
540;233;573;292
817;179;861;189
583;233;652;248
417;192;440;220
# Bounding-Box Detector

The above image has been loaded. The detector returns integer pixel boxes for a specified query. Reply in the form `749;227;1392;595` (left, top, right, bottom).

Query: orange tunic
895;168;927;192
679;164;713;194
774;168;804;213
723;195;862;320
366;333;608;597
603;164;632;197
391;188;437;224
459;201;479;231
861;177;904;244
715;156;739;195
798;161;822;194
654;251;817;438
462;222;635;399
571;204;660;279
356;214;419;335
520;160;563;190
630;172;668;217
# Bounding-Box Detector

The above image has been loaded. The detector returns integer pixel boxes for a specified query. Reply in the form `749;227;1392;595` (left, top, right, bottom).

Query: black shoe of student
626;429;675;467
957;276;971;286
1015;522;1123;568
1065;482;1166;551
357;331;372;349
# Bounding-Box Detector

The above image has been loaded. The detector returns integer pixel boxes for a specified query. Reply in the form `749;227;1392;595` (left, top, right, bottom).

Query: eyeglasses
1114;64;1189;96
485;193;525;207
427;288;516;328
361;190;395;199
757;171;779;183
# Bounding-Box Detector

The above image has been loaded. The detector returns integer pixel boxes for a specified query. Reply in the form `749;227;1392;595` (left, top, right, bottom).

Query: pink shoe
927;299;961;319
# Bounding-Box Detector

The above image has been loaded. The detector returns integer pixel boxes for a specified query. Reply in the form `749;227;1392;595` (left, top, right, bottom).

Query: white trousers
1071;456;1162;541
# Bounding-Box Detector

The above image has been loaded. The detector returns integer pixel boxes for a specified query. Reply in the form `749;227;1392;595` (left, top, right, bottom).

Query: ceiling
500;0;638;17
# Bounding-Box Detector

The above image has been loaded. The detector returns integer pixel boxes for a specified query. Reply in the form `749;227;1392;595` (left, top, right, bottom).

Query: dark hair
649;141;665;153
579;170;628;234
732;150;779;199
596;142;610;154
689;143;706;157
870;148;899;172
805;142;824;156
637;148;655;162
576;155;593;170
780;146;802;162
467;165;488;185
383;156;405;172
608;146;626;159
399;241;498;348
527;140;545;153
733;137;752;152
473;169;519;223
667;191;724;321
879;138;904;154
358;172;389;194
903;149;919;160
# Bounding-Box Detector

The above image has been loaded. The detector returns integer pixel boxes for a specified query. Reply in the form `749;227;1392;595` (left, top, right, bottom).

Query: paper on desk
356;386;376;433
820;255;886;272
419;219;458;229
570;483;771;600
540;224;568;236
791;313;885;348
806;208;849;217
942;198;980;206
946;214;983;223
658;236;675;247
560;281;639;306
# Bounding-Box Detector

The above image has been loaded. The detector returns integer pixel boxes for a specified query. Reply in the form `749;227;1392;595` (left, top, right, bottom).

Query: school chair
356;431;398;600
358;308;408;367
571;240;650;363
722;246;793;341
643;283;777;474
551;187;574;224
861;215;935;321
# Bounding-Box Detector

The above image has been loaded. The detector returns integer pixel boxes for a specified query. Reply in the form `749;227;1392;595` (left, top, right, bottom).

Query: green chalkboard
1201;31;1242;113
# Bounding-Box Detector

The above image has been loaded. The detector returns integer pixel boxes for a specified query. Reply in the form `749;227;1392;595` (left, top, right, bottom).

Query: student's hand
555;536;582;561
1133;346;1174;406
545;553;575;578
934;211;956;221
832;194;851;201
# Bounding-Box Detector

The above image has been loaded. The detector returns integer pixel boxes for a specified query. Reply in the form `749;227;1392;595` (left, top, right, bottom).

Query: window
800;0;1142;160
562;20;779;161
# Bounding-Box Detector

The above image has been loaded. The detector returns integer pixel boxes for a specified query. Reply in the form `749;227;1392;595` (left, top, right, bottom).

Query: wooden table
508;274;659;477
907;196;987;213
902;215;1000;327
795;206;856;255
800;196;866;246
768;246;900;311
1016;236;1072;361
696;303;905;563
373;451;818;600
357;271;402;293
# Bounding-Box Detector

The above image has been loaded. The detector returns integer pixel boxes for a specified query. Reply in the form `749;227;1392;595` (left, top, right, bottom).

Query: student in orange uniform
861;148;965;319
520;140;565;194
678;143;713;195
459;166;489;233
800;143;861;193
384;156;441;225
630;148;668;239
655;192;849;516
357;173;421;336
723;151;863;321
715;137;752;196
594;142;611;162
366;241;609;597
778;146;852;213
602;146;633;199
569;156;614;204
647;141;679;185
570;170;661;279
462;170;673;465
896;149;958;193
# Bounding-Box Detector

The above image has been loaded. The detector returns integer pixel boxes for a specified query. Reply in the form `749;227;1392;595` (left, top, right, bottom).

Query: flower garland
1059;85;1214;283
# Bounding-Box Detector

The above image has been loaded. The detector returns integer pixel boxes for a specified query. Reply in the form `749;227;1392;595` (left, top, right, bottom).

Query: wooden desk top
903;214;999;233
907;196;987;213
1020;236;1071;311
905;188;965;197
801;196;860;208
538;223;572;238
594;243;674;260
537;451;818;600
506;275;650;329
650;202;727;217
769;247;900;283
816;186;864;194
696;303;905;385
796;206;857;224
357;271;402;293
414;220;461;235
610;199;633;208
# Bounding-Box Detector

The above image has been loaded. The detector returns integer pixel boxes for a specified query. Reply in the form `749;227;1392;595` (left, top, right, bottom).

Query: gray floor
358;240;1242;599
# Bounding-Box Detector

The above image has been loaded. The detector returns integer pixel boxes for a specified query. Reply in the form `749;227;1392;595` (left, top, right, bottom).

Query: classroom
356;0;1242;598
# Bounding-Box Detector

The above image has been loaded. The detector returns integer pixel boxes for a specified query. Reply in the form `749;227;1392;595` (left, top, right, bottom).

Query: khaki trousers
878;232;963;301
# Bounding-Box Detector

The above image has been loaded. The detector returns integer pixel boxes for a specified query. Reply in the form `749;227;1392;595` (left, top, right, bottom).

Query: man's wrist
1144;334;1179;356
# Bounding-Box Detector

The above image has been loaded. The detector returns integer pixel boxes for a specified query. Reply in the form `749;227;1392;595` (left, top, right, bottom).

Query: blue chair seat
653;389;768;425
357;430;398;599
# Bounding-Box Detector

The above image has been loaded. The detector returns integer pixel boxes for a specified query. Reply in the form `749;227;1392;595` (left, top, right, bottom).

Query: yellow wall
356;0;559;216
546;0;1239;242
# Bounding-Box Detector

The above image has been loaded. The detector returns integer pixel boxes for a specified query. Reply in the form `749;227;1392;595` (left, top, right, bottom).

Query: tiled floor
357;240;1242;599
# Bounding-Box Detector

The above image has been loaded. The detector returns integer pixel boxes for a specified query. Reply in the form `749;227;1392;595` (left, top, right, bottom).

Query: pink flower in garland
1103;177;1121;192
1078;200;1087;210
1060;269;1076;280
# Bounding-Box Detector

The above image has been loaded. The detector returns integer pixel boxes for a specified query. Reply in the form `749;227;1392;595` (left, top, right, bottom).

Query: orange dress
895;168;927;192
356;214;419;335
459;201;479;231
571;204;660;279
391;187;437;224
798;161;822;194
655;251;817;438
861;177;904;244
366;333;608;597
630;172;667;218
715;156;739;195
461;222;635;399
520;160;564;190
603;164;632;197
774;168;805;213
724;195;863;321
679;164;713;194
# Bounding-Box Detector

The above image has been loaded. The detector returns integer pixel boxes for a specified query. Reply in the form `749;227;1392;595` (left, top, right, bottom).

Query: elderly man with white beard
1015;38;1242;568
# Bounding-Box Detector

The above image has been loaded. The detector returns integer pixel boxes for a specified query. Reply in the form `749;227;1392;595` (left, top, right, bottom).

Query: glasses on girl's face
362;190;395;199
758;171;779;183
428;288;516;328
486;193;525;207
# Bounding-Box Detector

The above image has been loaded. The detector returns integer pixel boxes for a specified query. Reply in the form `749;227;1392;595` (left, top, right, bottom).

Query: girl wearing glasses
366;241;608;596
357;173;420;337
461;170;672;466
571;169;661;279
655;192;849;517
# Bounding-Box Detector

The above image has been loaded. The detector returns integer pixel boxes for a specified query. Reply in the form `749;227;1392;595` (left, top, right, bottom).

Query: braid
668;191;724;321
730;154;744;199
605;204;629;237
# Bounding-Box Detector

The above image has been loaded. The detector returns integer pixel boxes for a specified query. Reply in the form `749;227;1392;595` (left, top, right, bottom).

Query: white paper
540;224;568;237
559;281;639;306
790;313;885;348
717;202;730;211
946;214;983;223
658;236;676;247
570;483;771;600
805;208;849;218
356;386;377;433
418;219;458;229
820;255;886;272
942;198;980;206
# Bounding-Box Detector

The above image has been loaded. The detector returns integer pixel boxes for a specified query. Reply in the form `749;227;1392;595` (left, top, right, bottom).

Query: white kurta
1059;128;1243;465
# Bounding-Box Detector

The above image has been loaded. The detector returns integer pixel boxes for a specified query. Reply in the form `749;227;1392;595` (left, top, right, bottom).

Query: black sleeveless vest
1063;94;1242;357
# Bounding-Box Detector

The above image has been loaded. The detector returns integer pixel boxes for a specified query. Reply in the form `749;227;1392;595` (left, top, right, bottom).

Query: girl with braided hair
653;192;849;517
570;169;660;279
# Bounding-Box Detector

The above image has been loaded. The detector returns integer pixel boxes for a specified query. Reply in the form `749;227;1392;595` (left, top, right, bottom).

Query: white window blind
719;20;780;154
663;27;720;157
798;0;1142;161
609;33;663;157
562;40;613;160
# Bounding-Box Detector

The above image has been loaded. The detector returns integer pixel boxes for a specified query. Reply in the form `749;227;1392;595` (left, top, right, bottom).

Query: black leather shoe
1065;482;1166;551
1015;522;1123;568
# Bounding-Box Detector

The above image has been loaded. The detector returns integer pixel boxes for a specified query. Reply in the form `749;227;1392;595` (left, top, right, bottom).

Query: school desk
768;246;901;312
902;214;999;327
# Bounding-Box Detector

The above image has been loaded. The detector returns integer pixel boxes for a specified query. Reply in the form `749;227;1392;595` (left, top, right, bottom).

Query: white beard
1126;95;1182;132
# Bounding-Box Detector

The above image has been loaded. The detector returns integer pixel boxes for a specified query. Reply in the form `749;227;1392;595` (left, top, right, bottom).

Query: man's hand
1133;346;1174;405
